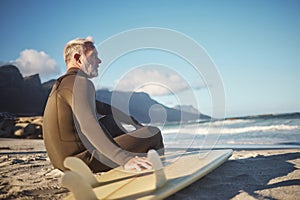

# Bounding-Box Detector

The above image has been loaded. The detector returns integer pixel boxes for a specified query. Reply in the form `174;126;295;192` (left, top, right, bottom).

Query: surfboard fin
147;149;167;188
61;171;98;200
63;157;99;187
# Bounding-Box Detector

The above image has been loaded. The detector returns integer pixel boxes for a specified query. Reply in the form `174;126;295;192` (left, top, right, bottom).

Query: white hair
63;36;95;64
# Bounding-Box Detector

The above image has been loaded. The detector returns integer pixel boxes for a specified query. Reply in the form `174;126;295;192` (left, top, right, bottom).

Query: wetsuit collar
52;67;88;91
67;67;88;78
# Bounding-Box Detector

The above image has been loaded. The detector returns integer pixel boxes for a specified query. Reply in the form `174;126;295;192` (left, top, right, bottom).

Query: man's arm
72;77;132;166
72;77;151;171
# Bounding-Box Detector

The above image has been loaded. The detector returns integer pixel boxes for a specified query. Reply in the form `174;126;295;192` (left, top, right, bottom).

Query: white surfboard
61;149;232;200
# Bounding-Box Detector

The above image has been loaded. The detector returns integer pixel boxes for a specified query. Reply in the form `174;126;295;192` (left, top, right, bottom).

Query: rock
0;112;16;120
0;119;15;137
0;65;23;88
24;124;36;135
42;79;56;92
15;123;29;129
31;118;43;126
24;74;42;88
0;113;16;137
0;65;50;115
14;129;24;137
0;114;44;139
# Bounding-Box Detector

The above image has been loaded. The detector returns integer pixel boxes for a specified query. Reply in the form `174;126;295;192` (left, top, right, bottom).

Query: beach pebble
11;158;25;164
0;115;44;139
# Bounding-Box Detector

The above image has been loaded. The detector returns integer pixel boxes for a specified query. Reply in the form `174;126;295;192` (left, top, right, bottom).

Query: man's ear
74;53;81;63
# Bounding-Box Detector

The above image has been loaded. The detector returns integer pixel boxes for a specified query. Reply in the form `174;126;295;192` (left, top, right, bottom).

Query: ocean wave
220;124;300;134
161;124;300;135
211;119;256;126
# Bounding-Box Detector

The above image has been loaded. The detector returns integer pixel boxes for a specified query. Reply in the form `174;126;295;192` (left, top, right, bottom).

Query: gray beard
83;63;98;78
81;57;98;78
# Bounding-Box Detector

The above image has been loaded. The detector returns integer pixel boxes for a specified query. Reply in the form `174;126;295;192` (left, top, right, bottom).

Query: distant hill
96;90;211;123
173;105;201;115
0;65;211;123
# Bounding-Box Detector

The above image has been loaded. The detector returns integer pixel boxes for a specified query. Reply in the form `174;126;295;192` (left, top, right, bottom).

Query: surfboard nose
61;171;98;200
63;156;99;187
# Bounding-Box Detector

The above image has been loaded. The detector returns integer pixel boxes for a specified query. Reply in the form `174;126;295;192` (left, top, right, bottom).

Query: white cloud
192;79;208;90
114;68;190;96
13;49;61;79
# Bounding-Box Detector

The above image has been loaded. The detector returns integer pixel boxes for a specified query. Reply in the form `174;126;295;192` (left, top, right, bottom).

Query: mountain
96;89;211;123
0;65;211;122
0;65;50;115
173;105;201;115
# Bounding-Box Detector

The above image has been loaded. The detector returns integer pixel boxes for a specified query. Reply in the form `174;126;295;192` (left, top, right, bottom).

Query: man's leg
114;126;164;155
73;150;113;173
98;115;127;138
99;115;164;155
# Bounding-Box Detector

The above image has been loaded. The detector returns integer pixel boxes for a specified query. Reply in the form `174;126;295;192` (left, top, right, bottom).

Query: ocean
159;113;300;149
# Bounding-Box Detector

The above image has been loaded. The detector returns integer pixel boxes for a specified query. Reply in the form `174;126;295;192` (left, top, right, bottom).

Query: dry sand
0;138;299;200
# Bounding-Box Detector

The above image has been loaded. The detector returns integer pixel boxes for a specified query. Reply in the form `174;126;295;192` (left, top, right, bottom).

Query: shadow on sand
166;151;300;200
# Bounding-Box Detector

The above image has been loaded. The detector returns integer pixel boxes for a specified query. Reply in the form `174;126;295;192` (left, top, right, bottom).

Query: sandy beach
0;138;299;200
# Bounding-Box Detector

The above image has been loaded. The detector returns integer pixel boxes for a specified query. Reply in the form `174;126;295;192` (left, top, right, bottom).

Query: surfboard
61;149;232;200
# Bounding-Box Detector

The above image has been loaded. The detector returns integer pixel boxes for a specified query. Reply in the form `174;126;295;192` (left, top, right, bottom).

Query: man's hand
124;156;153;171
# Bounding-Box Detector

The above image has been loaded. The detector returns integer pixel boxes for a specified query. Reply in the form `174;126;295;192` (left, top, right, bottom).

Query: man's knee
146;126;163;144
147;126;161;135
147;126;164;155
141;126;162;139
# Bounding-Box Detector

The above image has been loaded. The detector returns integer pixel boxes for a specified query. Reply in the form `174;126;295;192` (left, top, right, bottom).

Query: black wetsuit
43;68;164;172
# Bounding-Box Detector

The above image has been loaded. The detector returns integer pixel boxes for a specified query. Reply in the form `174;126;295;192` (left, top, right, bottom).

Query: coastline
0;139;299;199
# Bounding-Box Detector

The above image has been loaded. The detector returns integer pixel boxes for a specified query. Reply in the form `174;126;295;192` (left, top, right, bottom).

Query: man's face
81;48;101;78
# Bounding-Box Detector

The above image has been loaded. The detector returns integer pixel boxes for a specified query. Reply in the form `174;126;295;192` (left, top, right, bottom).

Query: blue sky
0;0;299;117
